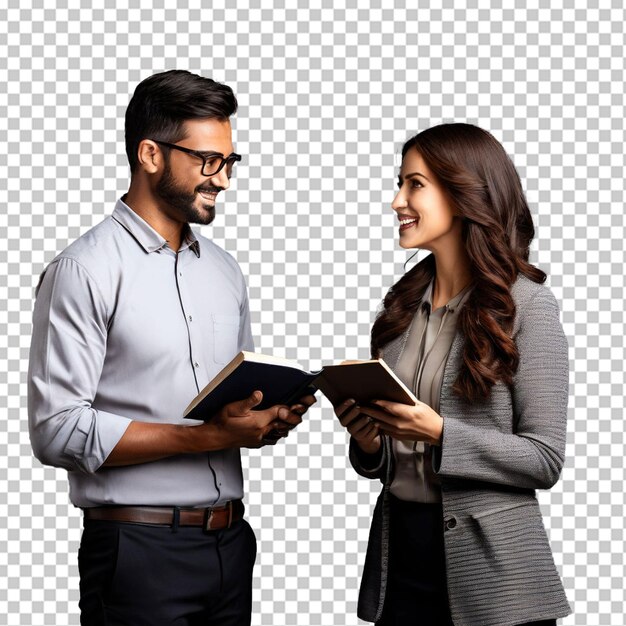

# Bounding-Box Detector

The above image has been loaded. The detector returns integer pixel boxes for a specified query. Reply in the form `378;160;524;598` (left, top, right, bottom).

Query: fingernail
279;408;289;419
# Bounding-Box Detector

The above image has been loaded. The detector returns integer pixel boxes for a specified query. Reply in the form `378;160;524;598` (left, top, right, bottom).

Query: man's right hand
104;390;302;467
203;390;302;449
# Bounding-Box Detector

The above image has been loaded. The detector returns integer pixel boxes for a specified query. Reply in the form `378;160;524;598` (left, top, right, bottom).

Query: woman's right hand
333;398;382;456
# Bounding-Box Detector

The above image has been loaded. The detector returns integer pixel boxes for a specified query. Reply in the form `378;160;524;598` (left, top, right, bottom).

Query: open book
183;351;417;421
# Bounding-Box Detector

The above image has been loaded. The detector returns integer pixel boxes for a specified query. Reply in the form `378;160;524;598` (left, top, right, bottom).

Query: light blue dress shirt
28;197;254;508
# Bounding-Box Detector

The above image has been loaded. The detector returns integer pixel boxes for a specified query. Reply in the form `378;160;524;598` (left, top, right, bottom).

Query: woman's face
392;148;461;251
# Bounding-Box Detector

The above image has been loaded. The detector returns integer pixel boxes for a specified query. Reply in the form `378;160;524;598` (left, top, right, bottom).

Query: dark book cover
183;353;320;421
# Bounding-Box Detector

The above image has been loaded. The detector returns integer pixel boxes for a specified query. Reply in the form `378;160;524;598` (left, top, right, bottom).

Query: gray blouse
390;276;473;502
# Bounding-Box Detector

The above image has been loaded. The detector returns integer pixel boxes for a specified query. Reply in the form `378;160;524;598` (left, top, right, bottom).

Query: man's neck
123;186;185;253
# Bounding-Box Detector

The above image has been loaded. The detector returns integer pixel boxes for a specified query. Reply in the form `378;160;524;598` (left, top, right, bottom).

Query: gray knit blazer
349;273;572;626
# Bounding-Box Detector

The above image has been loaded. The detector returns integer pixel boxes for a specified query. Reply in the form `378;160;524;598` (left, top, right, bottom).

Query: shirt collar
421;275;473;315
112;197;201;258
180;228;201;257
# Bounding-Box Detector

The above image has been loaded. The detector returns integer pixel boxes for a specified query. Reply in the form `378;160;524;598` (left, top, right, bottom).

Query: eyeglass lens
203;156;238;177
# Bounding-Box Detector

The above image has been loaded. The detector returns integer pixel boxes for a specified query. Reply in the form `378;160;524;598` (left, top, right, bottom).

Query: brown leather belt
83;500;244;531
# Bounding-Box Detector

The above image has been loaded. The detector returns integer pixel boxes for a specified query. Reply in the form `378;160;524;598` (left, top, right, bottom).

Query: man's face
154;118;235;226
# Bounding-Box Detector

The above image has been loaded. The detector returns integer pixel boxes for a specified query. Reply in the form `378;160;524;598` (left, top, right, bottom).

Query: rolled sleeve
433;288;570;490
28;257;131;473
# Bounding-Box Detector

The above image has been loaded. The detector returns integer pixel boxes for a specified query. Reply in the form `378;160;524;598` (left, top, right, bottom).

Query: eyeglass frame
149;139;242;177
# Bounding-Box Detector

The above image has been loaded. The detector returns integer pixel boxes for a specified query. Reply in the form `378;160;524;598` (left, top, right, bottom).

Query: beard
155;160;218;226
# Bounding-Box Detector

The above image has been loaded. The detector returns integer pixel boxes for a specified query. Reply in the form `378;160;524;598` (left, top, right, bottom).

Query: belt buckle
203;508;215;532
203;501;234;531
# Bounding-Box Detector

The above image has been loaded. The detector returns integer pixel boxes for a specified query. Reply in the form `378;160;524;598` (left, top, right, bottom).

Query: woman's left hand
359;399;444;446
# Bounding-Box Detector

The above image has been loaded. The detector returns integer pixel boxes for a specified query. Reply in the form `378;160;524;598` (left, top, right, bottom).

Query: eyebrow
196;150;229;157
399;171;430;183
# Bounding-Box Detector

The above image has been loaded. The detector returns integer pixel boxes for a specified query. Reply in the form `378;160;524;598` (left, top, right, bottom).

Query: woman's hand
359;399;444;446
333;398;382;456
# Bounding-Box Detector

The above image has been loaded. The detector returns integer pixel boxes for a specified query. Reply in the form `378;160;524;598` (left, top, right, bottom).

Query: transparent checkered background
1;1;624;624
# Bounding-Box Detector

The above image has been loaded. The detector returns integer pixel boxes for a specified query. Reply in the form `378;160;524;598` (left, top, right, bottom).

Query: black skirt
376;494;454;626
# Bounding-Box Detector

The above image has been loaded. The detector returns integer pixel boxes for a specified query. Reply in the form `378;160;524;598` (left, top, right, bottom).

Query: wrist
355;436;381;456
185;422;231;453
353;436;383;468
430;415;444;446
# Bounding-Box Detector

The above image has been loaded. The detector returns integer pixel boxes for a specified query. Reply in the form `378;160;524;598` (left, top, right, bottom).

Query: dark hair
125;70;238;173
371;123;547;404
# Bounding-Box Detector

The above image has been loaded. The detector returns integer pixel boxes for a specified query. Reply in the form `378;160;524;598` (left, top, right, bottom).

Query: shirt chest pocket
212;313;241;364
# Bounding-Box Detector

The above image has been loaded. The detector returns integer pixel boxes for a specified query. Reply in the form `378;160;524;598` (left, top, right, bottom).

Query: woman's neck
431;252;473;309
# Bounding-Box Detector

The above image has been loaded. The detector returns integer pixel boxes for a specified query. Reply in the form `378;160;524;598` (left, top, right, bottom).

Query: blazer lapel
439;330;465;411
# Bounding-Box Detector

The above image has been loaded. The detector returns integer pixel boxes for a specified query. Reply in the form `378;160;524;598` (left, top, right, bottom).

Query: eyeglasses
151;140;242;177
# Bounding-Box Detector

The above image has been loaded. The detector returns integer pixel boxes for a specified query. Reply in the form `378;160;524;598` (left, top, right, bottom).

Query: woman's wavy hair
371;123;546;403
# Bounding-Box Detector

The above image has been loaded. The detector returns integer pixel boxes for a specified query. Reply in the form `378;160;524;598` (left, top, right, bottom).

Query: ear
136;139;162;174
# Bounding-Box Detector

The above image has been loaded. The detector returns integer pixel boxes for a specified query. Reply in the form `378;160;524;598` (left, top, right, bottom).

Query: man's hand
260;390;317;442
278;391;316;433
103;390;313;467
209;390;304;448
290;391;317;418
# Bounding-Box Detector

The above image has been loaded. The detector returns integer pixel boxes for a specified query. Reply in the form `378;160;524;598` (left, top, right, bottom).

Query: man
27;70;314;626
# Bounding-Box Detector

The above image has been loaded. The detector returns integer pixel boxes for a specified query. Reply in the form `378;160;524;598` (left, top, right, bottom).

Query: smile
198;191;217;201
399;217;419;230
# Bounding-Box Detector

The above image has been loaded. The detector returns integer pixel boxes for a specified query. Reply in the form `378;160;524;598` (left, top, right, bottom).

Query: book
182;351;417;421
313;359;418;407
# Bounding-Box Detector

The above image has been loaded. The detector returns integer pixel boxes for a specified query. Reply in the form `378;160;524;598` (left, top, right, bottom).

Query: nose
391;188;406;212
207;167;230;190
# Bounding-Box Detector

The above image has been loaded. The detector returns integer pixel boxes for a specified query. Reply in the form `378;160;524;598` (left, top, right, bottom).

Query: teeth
400;218;417;225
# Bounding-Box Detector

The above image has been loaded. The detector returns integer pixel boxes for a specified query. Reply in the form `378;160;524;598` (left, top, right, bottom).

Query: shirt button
444;516;457;531
188;315;193;322
194;362;199;368
179;272;183;277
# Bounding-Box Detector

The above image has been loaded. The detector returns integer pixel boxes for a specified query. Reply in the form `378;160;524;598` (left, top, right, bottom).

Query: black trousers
78;517;256;626
376;495;557;626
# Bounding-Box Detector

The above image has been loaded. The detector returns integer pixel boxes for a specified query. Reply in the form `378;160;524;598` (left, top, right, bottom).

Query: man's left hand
263;393;317;443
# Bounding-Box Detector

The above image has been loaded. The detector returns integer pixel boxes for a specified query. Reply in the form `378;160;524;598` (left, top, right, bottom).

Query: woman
334;124;571;626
